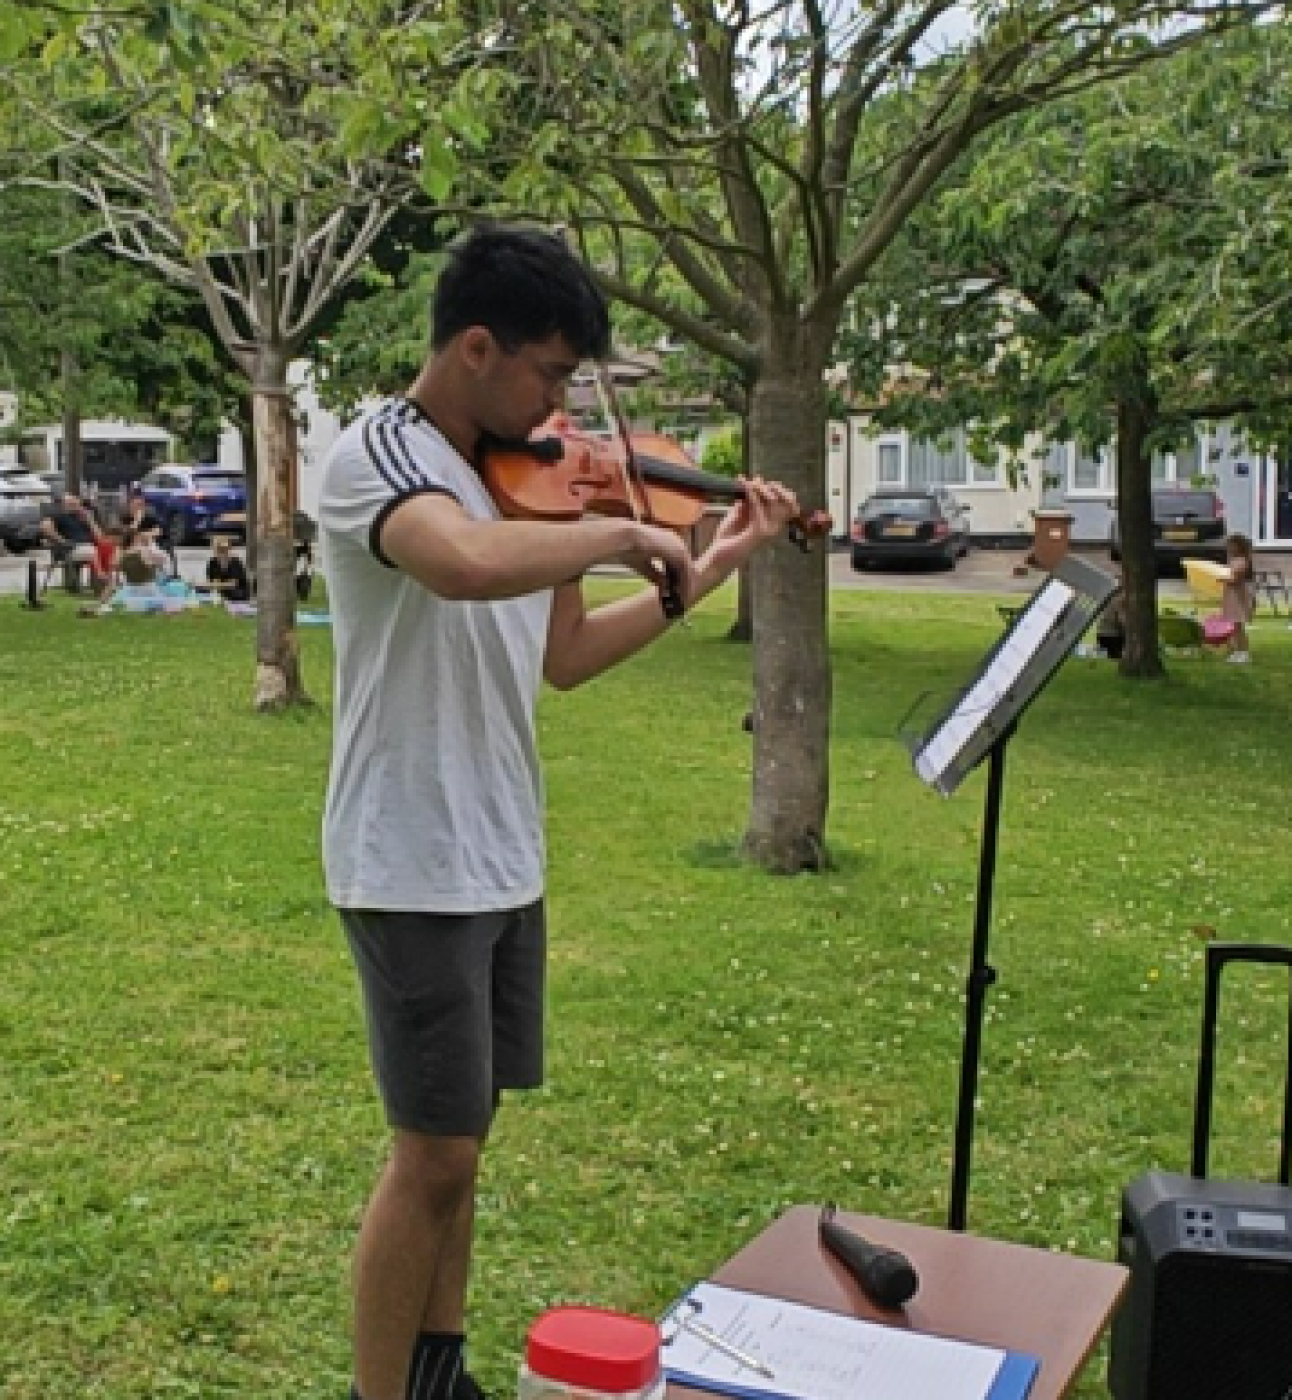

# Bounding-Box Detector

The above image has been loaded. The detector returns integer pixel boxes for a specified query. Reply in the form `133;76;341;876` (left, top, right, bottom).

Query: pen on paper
678;1313;776;1379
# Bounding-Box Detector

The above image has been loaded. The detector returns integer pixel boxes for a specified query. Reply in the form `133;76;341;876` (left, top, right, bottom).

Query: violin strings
591;361;644;526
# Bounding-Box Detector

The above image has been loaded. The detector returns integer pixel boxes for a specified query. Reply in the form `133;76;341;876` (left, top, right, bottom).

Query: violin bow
590;356;687;621
551;223;685;621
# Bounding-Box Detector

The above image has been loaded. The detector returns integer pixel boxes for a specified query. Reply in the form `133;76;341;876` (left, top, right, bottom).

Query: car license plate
1163;528;1197;541
884;523;918;537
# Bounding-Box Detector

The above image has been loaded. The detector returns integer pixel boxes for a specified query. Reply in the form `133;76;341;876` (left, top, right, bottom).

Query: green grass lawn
2;582;1290;1398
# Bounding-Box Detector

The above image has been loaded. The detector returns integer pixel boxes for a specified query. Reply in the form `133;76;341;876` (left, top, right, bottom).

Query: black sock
406;1331;465;1400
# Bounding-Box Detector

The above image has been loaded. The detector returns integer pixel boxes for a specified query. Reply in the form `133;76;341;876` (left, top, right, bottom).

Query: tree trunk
727;408;755;641
58;167;83;498
1113;360;1164;680
237;394;257;577
250;358;310;711
60;389;83;497
727;564;753;641
726;415;754;641
742;344;832;872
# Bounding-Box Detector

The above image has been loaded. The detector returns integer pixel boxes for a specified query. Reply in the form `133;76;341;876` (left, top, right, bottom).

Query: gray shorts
340;902;546;1137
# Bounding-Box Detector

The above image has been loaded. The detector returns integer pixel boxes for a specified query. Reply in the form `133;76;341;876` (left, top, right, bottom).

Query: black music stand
901;554;1119;1232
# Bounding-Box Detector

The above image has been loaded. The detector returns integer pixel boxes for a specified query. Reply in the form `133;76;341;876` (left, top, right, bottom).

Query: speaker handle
1192;942;1292;1184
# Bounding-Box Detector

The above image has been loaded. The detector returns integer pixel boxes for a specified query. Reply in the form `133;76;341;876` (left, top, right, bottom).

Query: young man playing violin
319;223;801;1400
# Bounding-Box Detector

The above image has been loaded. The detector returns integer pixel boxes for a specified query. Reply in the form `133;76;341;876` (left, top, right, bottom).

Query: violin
479;413;833;551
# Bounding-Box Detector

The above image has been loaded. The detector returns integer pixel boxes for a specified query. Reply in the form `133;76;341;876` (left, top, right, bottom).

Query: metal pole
948;728;1012;1232
21;557;47;611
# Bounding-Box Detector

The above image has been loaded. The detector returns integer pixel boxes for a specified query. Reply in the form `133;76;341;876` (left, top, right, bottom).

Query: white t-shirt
320;397;553;912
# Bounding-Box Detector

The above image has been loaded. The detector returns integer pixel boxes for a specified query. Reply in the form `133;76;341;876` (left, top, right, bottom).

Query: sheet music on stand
904;555;1119;797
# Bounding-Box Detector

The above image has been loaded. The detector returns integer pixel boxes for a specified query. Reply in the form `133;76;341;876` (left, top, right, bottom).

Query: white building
830;415;1292;549
19;419;172;491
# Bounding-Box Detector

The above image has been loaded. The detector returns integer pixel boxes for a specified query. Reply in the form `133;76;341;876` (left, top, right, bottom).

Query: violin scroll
786;508;834;552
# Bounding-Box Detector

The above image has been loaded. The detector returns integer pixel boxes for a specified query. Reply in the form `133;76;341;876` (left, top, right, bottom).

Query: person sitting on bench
40;494;109;595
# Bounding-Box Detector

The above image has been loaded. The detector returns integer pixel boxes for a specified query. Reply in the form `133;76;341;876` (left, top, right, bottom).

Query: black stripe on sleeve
363;403;426;494
369;486;461;568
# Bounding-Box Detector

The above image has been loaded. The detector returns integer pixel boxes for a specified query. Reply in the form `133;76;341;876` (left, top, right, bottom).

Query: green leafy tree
0;1;487;708
447;0;1288;868
0;182;239;468
700;427;742;478
847;23;1292;677
305;211;455;417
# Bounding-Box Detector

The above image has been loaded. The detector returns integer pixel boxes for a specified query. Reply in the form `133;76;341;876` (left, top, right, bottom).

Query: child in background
1220;532;1256;664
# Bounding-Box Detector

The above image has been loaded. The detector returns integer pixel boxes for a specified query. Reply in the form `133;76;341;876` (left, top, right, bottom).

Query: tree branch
606;160;755;333
676;0;784;306
591;264;758;374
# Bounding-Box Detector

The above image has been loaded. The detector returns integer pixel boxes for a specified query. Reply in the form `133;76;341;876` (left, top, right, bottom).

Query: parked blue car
136;464;247;546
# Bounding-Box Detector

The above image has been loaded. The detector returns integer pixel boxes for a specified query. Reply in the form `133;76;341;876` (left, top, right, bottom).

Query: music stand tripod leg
948;724;1012;1232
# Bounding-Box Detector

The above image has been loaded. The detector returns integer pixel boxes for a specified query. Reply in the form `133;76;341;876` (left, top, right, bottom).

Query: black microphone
818;1204;919;1309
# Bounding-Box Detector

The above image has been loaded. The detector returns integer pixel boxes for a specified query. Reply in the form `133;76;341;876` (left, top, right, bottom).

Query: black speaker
1109;1171;1292;1400
1108;944;1292;1400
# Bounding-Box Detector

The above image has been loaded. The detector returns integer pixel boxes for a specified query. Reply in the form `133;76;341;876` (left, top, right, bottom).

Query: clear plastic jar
518;1305;666;1400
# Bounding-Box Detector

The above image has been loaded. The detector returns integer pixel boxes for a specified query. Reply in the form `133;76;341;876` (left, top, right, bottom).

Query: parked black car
850;487;971;570
1109;487;1227;569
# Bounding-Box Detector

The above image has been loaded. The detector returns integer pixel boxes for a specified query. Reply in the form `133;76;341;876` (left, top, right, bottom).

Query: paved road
829;543;1058;596
827;544;1200;604
4;541;1288;607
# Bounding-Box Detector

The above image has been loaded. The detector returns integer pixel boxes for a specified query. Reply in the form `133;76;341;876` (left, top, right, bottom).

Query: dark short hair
432;224;611;361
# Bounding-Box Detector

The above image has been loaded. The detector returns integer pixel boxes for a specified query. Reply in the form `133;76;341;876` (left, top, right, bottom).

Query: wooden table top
666;1204;1127;1400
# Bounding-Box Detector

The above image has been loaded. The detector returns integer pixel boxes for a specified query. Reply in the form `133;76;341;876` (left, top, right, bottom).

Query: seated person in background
205;536;250;602
294;538;314;602
117;526;170;586
41;494;110;595
124;488;160;533
123;487;178;574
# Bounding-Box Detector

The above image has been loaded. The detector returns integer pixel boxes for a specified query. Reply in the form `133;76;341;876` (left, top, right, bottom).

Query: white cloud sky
920;5;979;58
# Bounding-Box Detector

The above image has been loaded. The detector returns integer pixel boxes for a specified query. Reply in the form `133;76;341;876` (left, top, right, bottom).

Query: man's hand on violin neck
744;477;801;532
707;477;802;564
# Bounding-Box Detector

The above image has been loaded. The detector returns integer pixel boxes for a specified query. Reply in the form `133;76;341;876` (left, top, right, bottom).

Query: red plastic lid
526;1306;661;1393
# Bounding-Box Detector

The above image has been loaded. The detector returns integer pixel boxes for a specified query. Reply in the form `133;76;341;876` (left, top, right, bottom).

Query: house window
909;434;966;486
970;446;1000;485
876;439;903;485
1150;451;1184;485
873;428;1000;487
1070;444;1114;494
1054;437;1197;492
